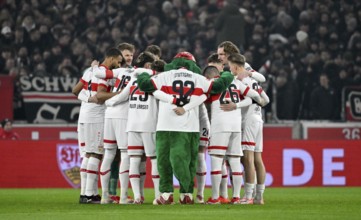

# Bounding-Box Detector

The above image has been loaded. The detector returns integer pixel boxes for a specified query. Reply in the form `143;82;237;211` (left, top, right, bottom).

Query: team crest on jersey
57;144;82;188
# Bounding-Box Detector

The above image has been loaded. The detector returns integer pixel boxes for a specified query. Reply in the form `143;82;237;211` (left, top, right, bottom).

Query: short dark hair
207;53;222;64
227;53;246;66
151;59;166;72
105;47;122;58
117;42;135;52
134;51;156;67
218;41;240;55
145;45;162;58
202;65;220;78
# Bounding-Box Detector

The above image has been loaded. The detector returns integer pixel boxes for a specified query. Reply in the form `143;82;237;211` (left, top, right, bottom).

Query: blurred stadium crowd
0;0;360;121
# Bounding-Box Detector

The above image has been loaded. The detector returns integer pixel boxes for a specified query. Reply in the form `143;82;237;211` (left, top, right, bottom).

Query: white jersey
151;69;212;132
125;78;158;132
78;67;106;123
103;67;132;119
209;78;251;133
241;77;263;121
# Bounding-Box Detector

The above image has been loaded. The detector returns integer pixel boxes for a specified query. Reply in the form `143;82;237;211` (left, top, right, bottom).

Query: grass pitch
0;187;360;220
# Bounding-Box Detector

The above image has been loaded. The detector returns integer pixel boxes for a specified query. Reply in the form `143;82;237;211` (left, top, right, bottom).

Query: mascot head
164;51;201;74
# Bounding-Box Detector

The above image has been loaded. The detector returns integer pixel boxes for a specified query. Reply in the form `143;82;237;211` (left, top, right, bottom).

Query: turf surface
0;187;360;220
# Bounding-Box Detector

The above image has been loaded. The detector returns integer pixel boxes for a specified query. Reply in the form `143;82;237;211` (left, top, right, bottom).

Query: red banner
0;140;360;188
0;75;13;120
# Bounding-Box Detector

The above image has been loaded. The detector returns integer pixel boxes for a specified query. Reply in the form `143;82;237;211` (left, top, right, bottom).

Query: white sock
99;148;116;198
210;156;223;199
80;157;89;195
220;161;228;198
119;151;130;201
256;184;265;200
139;160;146;198
85;157;100;197
196;152;206;197
228;157;243;199
244;182;254;199
129;157;141;200
151;158;160;199
93;173;99;195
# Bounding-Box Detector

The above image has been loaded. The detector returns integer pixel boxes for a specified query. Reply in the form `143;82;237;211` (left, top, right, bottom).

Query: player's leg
109;150;120;197
254;122;265;205
101;119;117;203
139;155;147;202
207;132;230;204
196;146;206;203
219;159;230;203
227;132;243;204
84;122;104;203
143;132;160;204
78;123;87;203
128;132;144;204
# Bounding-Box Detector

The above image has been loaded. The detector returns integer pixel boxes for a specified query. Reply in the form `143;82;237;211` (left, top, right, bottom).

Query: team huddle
72;41;269;205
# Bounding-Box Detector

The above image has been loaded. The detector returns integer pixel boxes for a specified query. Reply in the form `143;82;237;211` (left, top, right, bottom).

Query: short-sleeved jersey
78;67;107;123
209;78;250;133
126;78;158;132
104;67;132;119
151;69;212;132
241;76;263;120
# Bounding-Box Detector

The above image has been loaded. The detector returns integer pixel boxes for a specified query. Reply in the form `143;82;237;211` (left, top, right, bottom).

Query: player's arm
92;65;122;79
259;90;270;107
173;95;207;115
136;72;157;93
239;82;262;103
220;96;252;111
245;62;266;83
72;80;84;96
248;71;266;83
105;80;132;107
209;71;234;94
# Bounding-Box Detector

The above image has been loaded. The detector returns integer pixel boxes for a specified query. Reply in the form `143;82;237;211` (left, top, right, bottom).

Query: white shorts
127;132;156;157
199;127;209;147
103;118;128;151
208;132;243;156
242;117;263;152
79;122;104;155
77;123;86;158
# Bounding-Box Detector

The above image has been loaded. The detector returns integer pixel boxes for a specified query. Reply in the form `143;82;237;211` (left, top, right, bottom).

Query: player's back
152;69;211;132
126;78;158;132
209;78;245;133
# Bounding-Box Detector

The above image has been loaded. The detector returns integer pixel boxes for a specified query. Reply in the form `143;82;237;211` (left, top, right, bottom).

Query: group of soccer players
72;40;269;205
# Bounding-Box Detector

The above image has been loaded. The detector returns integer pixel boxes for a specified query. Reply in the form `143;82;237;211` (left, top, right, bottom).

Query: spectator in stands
0;118;20;140
214;0;245;51
310;74;338;120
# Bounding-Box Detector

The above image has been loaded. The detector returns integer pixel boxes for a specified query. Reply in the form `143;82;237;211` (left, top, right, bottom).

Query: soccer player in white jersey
91;48;134;205
206;54;263;204
217;41;266;83
106;43;136;201
103;52;160;204
71;48;122;204
205;54;230;204
137;52;234;204
233;56;269;205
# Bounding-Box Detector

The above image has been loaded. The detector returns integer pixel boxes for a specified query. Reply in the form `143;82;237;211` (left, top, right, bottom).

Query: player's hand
220;98;237;111
173;107;186;115
88;95;99;104
91;60;99;67
174;97;189;107
257;97;267;107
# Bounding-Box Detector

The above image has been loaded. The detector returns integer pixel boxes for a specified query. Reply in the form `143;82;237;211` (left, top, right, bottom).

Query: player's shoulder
244;62;253;72
242;76;256;85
